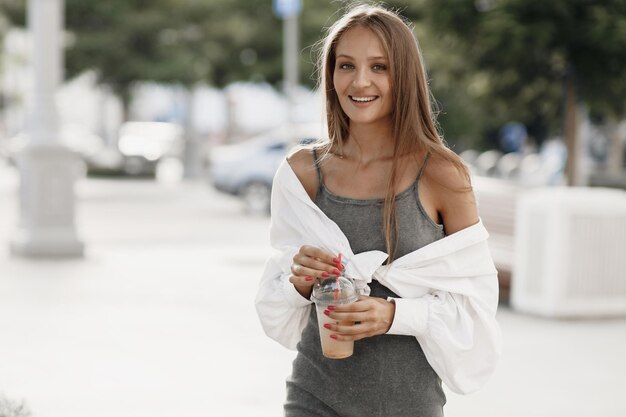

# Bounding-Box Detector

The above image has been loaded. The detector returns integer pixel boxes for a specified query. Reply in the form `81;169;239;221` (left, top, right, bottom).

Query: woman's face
333;26;392;128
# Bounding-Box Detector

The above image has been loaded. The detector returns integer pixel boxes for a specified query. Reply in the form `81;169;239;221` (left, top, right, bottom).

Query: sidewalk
1;162;625;417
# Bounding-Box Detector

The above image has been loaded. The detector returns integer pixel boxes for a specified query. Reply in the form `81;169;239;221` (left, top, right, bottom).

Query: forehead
335;26;387;58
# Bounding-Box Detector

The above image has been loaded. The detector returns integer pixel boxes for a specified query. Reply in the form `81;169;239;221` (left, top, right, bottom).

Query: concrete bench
473;176;523;301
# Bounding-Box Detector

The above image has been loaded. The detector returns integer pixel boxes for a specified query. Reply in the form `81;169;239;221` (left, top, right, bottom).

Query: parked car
116;121;184;176
208;123;324;214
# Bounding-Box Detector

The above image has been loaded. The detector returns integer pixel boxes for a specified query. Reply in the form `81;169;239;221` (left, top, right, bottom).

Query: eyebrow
336;54;388;60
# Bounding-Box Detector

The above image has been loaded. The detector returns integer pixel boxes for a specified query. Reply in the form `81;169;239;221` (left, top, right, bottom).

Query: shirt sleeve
386;295;432;336
385;289;501;395
283;271;315;307
255;253;313;350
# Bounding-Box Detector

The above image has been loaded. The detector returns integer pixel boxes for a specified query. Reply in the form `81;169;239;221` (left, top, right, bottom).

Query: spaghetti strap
311;149;324;194
417;152;431;181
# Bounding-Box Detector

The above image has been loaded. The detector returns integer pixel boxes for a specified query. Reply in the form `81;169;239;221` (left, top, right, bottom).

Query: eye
337;63;354;70
372;64;387;71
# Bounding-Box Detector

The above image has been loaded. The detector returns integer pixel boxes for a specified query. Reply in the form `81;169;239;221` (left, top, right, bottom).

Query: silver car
208;123;324;214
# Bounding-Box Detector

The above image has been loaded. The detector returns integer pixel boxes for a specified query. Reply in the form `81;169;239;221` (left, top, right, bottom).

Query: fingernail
323;323;331;329
322;272;329;277
332;268;340;275
327;305;335;310
330;334;337;339
332;257;339;264
323;310;330;316
305;276;313;281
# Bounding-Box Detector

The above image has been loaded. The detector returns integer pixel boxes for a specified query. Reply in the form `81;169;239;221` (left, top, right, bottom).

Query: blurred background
0;1;625;416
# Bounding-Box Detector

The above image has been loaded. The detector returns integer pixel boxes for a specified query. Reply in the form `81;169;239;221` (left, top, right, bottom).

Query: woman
256;4;501;416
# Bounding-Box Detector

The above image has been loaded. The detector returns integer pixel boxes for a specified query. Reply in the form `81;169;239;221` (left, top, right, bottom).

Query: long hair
316;4;470;260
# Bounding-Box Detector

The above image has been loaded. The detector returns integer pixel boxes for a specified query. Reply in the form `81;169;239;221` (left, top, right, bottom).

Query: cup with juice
311;274;358;359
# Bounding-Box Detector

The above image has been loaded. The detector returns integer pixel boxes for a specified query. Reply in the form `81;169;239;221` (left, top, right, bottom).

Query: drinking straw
334;252;342;302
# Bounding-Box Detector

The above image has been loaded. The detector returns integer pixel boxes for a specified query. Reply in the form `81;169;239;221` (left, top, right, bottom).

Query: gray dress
284;151;447;417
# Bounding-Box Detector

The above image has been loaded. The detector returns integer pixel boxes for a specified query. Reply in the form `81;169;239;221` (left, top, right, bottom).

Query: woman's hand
322;296;395;341
290;245;343;299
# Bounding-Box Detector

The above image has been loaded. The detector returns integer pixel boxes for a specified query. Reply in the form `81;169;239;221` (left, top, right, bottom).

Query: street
1;162;625;417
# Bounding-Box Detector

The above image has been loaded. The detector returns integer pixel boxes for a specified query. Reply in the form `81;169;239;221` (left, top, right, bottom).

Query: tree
0;0;339;116
421;0;626;183
0;0;164;119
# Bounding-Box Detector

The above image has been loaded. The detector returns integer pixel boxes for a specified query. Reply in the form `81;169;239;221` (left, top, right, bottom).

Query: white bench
473;176;523;299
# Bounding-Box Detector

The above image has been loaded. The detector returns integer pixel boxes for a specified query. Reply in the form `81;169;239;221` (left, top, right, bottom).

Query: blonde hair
316;3;470;260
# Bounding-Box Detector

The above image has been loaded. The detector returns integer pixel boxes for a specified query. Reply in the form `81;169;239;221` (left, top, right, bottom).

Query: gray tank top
287;150;447;417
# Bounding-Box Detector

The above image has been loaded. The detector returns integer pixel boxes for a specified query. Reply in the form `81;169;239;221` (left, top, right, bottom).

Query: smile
349;96;377;102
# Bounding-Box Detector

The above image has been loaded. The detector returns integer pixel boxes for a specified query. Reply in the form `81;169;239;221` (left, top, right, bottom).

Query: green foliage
0;0;340;99
4;0;622;147
65;0;342;90
422;0;626;142
0;0;24;26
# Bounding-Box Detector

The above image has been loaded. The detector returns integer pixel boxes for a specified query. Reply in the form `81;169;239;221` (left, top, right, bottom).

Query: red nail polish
327;305;335;310
330;334;337;339
332;268;340;275
323;323;331;329
332;257;339;264
323;310;330;316
322;272;329;277
305;276;313;281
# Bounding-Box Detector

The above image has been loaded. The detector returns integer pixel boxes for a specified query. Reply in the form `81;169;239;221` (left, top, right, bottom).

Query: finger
291;263;337;279
330;329;377;342
293;253;340;274
299;246;339;268
329;299;373;313
288;274;315;286
325;310;371;323
328;319;382;340
333;322;369;335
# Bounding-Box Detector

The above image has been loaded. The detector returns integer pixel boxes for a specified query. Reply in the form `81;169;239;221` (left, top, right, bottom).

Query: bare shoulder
424;152;479;235
424;152;471;189
286;147;319;200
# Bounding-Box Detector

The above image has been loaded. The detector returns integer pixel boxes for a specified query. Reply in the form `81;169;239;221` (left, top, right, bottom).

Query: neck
341;121;395;163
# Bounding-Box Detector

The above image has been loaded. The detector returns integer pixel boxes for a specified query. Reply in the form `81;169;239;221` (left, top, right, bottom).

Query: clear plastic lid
311;275;358;306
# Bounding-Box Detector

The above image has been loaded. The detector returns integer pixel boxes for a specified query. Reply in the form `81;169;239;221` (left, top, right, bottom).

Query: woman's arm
286;148;341;298
428;155;479;235
287;148;319;201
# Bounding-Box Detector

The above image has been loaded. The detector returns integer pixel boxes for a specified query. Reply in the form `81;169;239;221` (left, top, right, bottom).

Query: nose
352;68;371;88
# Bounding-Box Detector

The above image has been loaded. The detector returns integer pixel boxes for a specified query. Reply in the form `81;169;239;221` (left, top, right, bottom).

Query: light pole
11;0;84;257
274;0;301;144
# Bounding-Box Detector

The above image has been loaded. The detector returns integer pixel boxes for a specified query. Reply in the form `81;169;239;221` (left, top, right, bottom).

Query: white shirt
255;159;502;394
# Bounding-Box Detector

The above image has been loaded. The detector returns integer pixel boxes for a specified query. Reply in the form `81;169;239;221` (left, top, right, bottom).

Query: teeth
351;96;376;102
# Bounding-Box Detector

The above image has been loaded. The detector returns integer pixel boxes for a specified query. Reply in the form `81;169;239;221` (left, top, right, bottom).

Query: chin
345;113;390;126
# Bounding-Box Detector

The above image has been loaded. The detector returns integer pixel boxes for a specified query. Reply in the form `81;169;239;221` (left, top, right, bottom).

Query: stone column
11;0;84;257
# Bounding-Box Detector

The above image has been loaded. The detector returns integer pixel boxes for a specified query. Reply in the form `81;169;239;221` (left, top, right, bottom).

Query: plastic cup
311;275;358;359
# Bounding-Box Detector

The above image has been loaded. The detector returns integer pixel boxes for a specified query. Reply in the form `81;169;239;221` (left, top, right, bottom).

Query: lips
349;95;378;103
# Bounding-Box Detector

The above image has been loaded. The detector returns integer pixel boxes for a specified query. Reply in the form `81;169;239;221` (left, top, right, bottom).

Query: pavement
0;160;625;417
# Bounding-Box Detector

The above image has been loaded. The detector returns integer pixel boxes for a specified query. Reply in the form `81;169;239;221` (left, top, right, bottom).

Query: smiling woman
332;26;392;127
256;4;501;417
